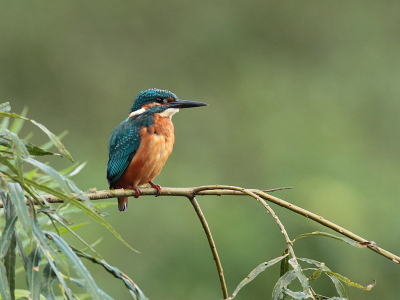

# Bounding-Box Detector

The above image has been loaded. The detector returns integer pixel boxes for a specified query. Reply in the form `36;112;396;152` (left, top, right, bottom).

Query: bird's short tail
118;197;129;212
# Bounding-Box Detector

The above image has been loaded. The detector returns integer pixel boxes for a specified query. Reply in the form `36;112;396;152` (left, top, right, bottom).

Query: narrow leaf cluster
0;103;146;300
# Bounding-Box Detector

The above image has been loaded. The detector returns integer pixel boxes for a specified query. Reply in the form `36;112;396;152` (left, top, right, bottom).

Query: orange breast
116;114;175;189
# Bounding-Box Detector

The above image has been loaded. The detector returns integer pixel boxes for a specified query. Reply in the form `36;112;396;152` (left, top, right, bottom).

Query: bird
107;88;208;212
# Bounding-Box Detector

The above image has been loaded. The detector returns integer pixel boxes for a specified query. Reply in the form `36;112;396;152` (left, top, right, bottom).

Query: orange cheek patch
142;103;159;109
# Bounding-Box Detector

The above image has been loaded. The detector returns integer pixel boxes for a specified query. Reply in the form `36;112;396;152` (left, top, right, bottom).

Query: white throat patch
158;108;179;118
128;108;146;118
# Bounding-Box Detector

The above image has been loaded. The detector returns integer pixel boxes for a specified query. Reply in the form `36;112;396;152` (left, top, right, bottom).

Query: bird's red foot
130;185;142;198
149;181;162;197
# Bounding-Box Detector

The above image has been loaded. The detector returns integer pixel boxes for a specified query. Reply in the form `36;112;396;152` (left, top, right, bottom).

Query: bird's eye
156;97;168;104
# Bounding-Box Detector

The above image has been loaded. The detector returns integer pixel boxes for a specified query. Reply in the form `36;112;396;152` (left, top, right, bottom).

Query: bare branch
188;196;228;300
1;185;399;264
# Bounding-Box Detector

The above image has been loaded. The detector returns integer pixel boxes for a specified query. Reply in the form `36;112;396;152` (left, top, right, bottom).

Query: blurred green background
1;1;400;299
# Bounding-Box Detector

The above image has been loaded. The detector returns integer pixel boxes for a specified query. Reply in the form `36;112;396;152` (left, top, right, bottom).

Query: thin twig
194;186;297;259
188;196;228;300
263;187;292;192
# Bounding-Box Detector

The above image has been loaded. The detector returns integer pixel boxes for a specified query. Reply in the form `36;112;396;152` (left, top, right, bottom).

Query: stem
188;196;228;300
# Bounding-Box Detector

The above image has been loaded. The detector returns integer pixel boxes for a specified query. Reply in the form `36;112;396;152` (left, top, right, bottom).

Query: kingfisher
107;88;208;212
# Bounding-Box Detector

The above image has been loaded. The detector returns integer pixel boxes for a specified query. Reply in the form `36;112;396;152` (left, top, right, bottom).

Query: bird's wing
107;119;141;188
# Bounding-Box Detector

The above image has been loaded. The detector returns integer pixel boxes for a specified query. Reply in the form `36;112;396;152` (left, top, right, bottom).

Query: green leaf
4;237;16;300
72;246;147;300
325;273;348;299
0;158;19;177
19;177;72;203
0;215;18;259
2;193;16;300
0;261;11;300
40;130;68;151
44;212;101;258
293;231;365;248
9;107;28;134
61;178;105;216
11;289;46;300
298;258;348;298
309;267;323;282
29;120;73;162
23;158;106;216
45;231;112;300
27;246;42;300
280;249;289;277
0;173;9;191
272;270;297;300
26;168;39;180
14;233;28;272
41;264;57;300
34;234;74;300
8;183;31;234
24;142;58;157
229;254;289;299
79;238;103;253
3;128;28;186
0;112;73;162
24;157;70;195
70;199;137;252
30;208;68;273
56;222;89;235
325;271;376;291
281;287;308;299
0;102;11;113
288;258;309;293
1;115;10;129
59;162;86;177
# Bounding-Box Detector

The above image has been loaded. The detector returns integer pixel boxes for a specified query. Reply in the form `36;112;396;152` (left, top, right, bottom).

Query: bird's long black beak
168;99;208;109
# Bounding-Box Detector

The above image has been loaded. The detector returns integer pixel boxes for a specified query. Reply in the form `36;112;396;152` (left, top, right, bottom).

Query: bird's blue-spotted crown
129;88;178;114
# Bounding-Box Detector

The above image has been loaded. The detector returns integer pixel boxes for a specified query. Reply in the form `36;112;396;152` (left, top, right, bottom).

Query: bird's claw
131;185;142;198
149;181;162;197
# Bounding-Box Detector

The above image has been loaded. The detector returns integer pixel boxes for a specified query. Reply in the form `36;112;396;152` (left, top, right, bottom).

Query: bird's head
128;88;207;118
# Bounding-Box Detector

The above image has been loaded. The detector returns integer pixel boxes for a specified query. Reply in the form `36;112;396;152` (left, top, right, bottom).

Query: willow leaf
72;246;147;300
41;264;57;300
288;258;309;293
8;182;31;234
0;112;73;162
27;246;42;300
2;192;16;300
70;199;137;252
272;270;297;300
0;102;11;113
0;261;11;300
29;120;73;162
293;231;365;248
280;249;289;277
325;271;375;291
4;129;28;186
45;232;111;300
229;254;288;299
36;241;74;300
24;157;70;195
0;215;18;259
9;107;28;134
40;130;68;151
